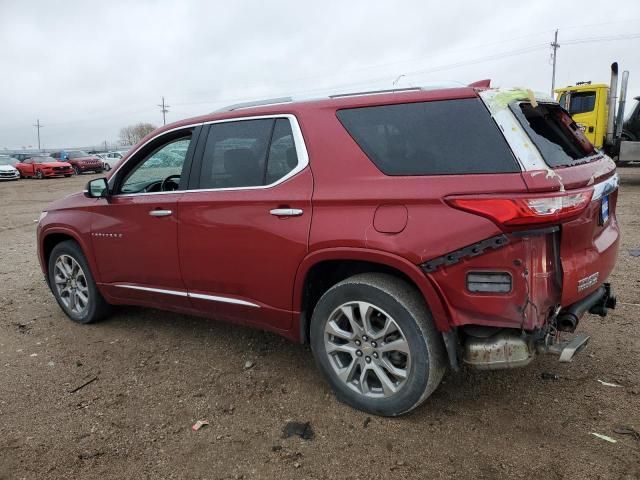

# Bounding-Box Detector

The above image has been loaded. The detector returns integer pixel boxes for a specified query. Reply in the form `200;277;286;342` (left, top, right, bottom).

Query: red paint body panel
36;86;620;344
177;169;314;330
89;193;191;308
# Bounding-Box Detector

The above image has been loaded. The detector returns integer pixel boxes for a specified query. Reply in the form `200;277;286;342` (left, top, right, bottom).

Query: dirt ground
1;170;639;480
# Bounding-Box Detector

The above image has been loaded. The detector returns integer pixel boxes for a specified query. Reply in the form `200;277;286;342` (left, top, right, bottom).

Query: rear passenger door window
196;117;299;189
266;119;298;184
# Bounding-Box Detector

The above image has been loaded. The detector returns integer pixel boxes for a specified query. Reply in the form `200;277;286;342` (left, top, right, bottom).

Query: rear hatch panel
480;89;620;309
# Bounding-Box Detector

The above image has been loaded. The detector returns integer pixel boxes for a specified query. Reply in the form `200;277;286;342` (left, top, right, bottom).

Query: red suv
37;85;619;416
50;150;103;175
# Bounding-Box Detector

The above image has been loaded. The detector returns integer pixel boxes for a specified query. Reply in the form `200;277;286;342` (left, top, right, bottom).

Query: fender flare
293;247;451;333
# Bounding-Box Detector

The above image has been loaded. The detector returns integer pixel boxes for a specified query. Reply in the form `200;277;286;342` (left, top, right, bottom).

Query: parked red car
16;156;74;179
37;85;619;416
49;150;103;175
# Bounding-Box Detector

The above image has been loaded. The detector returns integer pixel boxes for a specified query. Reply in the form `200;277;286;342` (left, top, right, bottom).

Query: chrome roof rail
215;96;293;112
328;87;423;98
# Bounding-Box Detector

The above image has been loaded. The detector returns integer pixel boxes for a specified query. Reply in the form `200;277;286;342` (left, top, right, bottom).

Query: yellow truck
555;62;639;160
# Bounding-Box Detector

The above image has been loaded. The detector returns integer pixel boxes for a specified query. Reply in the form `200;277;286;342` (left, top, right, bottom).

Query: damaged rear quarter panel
427;233;560;330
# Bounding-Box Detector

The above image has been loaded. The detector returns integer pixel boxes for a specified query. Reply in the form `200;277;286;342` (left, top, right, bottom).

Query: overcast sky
1;0;639;150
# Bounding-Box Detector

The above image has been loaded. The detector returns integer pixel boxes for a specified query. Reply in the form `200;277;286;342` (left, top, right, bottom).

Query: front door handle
270;208;303;217
149;209;173;217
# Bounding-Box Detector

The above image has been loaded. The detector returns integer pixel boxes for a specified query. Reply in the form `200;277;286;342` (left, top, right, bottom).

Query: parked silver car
0;155;20;181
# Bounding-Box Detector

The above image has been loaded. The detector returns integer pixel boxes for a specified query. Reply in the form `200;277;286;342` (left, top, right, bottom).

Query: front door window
120;136;191;194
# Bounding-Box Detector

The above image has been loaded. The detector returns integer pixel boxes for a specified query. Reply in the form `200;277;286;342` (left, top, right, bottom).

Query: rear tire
310;273;446;416
48;240;111;324
73;166;81;176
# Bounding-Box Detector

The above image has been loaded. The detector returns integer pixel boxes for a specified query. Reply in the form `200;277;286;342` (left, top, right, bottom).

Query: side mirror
85;178;109;198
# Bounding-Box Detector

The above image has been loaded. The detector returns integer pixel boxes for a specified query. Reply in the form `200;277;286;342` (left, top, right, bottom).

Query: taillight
446;189;593;227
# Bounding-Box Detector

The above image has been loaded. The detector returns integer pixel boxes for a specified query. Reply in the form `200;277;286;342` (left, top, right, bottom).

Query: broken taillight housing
446;189;593;227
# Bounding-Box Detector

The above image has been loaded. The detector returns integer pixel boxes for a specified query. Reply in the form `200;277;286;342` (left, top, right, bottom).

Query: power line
157;96;170;125
563;33;640;45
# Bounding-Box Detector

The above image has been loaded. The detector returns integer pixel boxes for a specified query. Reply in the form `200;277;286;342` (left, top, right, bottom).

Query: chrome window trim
113;283;260;308
108;114;310;197
592;173;619;201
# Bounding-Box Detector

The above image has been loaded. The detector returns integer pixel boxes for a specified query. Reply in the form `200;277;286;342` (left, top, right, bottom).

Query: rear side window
198;118;299;189
336;98;519;175
511;103;595;168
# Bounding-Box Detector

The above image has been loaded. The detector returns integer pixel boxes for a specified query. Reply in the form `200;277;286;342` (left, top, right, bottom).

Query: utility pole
550;29;560;97
33;119;44;151
158;96;170;125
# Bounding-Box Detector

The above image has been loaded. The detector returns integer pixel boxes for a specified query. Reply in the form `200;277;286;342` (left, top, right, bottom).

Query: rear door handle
270;208;303;217
149;209;173;217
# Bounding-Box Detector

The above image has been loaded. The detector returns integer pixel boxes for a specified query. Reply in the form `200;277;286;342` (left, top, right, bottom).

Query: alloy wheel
324;301;411;398
53;254;90;315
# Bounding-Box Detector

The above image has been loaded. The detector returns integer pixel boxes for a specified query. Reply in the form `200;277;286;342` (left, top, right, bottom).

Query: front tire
35;170;44;179
48;240;111;324
73;166;81;176
310;273;446;416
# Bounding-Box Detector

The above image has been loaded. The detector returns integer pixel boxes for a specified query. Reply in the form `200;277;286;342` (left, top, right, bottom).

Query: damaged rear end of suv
319;85;619;415
439;88;619;370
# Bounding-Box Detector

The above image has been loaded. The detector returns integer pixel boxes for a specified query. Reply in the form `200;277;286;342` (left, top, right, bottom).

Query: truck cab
556;83;609;149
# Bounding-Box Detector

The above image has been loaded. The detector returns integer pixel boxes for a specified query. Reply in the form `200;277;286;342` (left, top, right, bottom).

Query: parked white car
102;151;126;171
0;155;20;180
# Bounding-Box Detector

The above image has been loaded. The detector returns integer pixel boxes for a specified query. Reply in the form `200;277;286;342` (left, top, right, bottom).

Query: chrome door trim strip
114;284;189;297
188;292;260;308
113;284;260;308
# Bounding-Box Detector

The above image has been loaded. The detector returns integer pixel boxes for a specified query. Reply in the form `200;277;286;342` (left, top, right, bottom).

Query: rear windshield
337;98;519;176
511;102;596;168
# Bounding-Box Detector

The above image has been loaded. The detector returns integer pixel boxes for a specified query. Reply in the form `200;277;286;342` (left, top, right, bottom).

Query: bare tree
119;122;157;145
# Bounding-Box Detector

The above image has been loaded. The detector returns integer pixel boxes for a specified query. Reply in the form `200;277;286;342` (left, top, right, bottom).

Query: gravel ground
1;170;639;480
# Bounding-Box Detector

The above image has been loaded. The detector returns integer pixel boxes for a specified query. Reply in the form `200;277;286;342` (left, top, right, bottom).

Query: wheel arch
294;248;451;344
40;228;98;284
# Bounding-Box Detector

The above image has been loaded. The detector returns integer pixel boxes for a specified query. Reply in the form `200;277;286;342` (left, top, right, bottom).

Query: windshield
0;156;18;166
67;151;90;159
511;102;596;168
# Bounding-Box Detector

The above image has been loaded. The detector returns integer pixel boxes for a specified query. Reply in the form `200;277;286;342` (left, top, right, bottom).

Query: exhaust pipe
606;62;619;146
615;70;629;141
556;284;615;332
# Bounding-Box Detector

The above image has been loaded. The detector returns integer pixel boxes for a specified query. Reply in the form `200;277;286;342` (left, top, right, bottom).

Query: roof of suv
152;86;482;137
